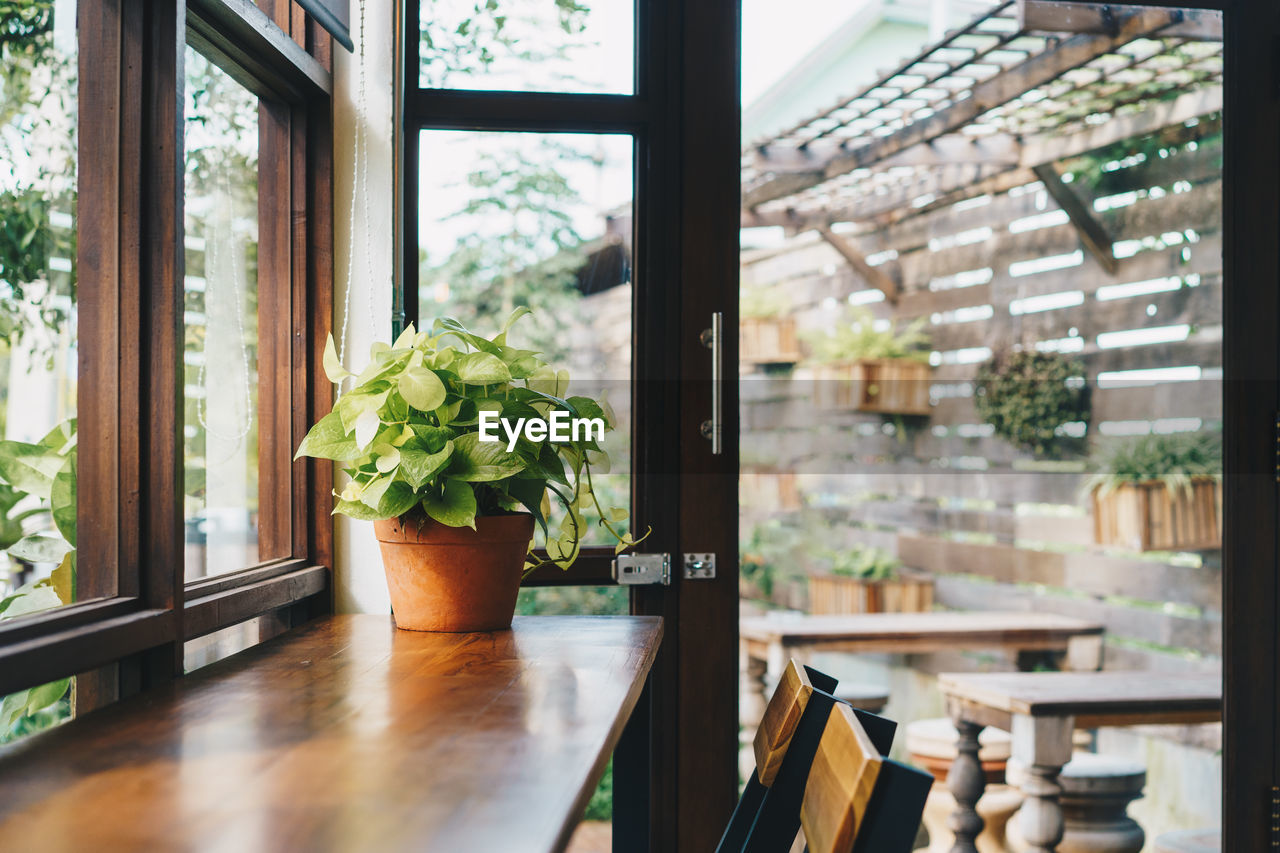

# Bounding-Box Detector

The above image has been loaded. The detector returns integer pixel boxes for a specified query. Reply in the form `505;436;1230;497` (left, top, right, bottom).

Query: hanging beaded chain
336;0;377;392
196;162;255;450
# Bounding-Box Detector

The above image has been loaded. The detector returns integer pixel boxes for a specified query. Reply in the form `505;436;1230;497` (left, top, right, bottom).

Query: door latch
683;553;716;580
613;553;671;586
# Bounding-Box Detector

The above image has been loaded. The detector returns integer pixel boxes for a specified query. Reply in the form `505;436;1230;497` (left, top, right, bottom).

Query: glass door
402;1;741;849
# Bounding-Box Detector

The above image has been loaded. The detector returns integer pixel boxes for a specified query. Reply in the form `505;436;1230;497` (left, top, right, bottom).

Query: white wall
331;0;395;615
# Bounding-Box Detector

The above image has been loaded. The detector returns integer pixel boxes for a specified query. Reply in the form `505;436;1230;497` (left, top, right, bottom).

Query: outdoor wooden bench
0;614;662;853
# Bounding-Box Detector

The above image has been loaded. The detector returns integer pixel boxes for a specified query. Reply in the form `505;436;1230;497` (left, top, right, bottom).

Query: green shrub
1086;431;1221;495
803;306;929;364
974;349;1089;456
816;544;900;581
740;286;792;320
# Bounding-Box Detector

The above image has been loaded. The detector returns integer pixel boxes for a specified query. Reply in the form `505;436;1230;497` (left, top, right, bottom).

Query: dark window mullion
405;90;650;133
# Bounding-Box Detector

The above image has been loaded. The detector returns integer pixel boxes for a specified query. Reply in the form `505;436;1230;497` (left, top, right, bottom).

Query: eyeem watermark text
478;411;606;451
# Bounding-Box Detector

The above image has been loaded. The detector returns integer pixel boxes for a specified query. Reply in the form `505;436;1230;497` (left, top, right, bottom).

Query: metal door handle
699;312;723;455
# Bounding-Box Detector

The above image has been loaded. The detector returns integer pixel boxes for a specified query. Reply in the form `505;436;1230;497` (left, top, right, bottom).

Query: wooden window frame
401;2;666;591
402;3;743;851
0;0;335;706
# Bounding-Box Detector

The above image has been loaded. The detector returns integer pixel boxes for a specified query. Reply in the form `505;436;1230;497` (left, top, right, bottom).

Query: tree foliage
0;0;76;352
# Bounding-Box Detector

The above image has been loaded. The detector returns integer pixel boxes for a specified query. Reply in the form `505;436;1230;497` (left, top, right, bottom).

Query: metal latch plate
613;553;671;586
683;553;716;580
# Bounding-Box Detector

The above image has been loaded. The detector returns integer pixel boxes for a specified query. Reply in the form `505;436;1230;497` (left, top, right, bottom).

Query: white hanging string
196;162;255;451
336;0;378;387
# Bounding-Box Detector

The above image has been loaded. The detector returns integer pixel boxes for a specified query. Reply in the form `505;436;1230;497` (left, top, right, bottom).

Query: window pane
0;0;78;742
419;1;634;95
739;1;1224;834
183;47;260;581
418;130;633;549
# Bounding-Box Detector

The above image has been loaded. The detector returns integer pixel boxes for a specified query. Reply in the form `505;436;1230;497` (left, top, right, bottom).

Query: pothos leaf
322;334;351;383
51;450;75;546
422;478;477;529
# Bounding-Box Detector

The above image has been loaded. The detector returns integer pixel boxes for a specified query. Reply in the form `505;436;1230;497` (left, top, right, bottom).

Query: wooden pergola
742;0;1223;301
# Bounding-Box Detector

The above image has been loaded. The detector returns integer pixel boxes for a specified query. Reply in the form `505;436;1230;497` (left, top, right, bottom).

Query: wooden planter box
808;569;934;615
740;317;801;366
1092;477;1221;552
740;470;802;513
813;358;931;415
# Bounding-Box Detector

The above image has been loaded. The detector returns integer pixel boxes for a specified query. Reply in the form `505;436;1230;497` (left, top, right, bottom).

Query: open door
399;1;741;849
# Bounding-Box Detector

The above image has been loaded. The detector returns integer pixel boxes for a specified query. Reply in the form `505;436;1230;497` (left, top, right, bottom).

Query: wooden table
0;614;663;853
939;671;1222;853
739;612;1105;724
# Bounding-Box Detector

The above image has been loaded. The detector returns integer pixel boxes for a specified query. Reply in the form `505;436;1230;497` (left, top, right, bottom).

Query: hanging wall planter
805;306;932;415
739;286;801;367
807;545;934;614
1087;432;1222;552
740;316;802;367
812;358;932;414
974;349;1090;457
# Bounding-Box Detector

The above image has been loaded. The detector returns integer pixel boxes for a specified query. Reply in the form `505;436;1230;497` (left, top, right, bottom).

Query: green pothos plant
296;309;647;576
0;417;77;740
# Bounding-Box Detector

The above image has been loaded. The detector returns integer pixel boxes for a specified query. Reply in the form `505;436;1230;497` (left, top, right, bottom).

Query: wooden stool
1153;829;1220;853
1008;754;1146;853
834;684;889;714
906;718;1022;853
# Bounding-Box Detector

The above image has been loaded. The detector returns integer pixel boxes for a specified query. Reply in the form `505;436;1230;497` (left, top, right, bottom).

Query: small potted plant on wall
296;309;646;632
804;306;932;414
807;544;934;615
739;285;801;368
1086;431;1221;552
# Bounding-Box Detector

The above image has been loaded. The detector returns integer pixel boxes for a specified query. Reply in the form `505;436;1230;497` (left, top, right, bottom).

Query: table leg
740;639;769;729
765;639;788;697
1065;634;1104;672
945;719;986;853
1011;714;1075;853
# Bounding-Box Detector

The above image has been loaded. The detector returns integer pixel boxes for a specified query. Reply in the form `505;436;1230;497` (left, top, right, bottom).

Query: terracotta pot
373;512;535;632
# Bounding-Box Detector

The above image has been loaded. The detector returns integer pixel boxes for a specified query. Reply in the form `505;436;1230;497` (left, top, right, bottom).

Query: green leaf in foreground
51;451;75;546
422;478;477;529
449;433;526;482
398;366;447;412
8;533;72;565
295;410;363;461
454;351;512;385
399;441;454;489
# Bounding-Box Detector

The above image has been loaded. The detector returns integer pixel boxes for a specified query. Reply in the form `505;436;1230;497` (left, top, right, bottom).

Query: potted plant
974;349;1090;457
739;286;800;367
1086;431;1221;552
803;306;931;414
807;544;934;614
296;309;646;632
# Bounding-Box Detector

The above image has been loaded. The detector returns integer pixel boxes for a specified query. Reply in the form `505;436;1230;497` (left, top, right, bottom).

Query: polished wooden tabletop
0;614;663;853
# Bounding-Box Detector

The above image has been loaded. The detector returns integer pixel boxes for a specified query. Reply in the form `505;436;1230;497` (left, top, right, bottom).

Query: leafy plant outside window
974;349;1090;457
1085;431;1221;496
802;306;929;365
0;417;76;742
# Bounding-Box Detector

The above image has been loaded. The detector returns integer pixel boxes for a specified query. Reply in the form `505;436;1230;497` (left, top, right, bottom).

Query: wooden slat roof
742;1;1223;228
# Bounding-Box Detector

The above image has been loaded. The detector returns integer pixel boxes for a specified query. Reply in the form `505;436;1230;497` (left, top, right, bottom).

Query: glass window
183;46;261;581
0;0;78;743
419;1;634;95
417;130;633;547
